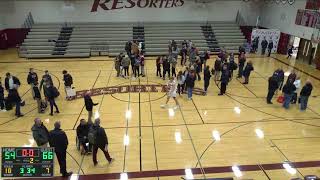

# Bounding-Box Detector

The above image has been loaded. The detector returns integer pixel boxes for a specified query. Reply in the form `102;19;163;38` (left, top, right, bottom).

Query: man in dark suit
84;91;98;124
49;121;72;177
5;72;23;117
267;40;274;57
267;75;279;104
261;37;268;55
76;119;92;154
27;68;38;99
62;70;73;100
90;118;113;166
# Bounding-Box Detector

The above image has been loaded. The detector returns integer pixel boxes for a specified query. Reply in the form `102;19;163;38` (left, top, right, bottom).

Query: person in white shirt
291;76;301;104
161;77;180;109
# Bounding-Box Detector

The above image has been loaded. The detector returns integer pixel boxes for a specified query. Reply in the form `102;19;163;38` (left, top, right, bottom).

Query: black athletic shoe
62;172;72;177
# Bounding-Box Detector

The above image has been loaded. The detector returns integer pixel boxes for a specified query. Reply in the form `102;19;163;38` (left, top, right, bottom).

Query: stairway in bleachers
52;27;73;55
210;22;246;53
201;25;220;53
20;21;246;58
133;26;145;54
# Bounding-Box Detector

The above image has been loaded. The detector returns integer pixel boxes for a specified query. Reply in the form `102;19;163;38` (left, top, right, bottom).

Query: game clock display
1;147;54;178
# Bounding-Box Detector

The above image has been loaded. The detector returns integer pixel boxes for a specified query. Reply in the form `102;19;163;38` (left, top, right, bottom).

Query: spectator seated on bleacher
76;119;92;155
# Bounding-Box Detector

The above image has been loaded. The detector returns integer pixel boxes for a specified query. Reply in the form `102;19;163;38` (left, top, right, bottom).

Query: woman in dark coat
203;66;211;95
219;64;229;96
242;61;254;84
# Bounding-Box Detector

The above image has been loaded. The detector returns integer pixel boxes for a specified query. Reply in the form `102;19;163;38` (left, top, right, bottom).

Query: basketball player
161;77;179;109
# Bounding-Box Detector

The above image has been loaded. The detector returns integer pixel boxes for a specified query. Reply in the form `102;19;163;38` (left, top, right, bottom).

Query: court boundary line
27;160;320;179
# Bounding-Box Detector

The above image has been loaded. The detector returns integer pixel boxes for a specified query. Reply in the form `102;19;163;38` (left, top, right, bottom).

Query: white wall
1;0;259;28
260;0;314;40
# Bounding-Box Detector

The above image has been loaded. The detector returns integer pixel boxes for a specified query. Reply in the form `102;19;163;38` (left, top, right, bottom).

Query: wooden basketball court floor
0;49;320;180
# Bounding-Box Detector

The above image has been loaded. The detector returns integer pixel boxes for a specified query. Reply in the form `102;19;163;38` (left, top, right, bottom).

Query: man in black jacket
91;118;113;166
162;57;170;80
77;119;91;154
49;121;72;177
300;81;313;111
203;66;211;95
219;65;230;96
282;79;296;109
267;75;279;104
261;37;268;55
84;91;98;124
46;84;60;116
27;68;38;99
267;40;274;57
5;73;23;117
62;70;73;99
237;52;246;78
42;70;53;86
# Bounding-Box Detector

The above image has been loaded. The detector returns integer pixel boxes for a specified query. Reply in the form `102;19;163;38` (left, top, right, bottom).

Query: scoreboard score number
1;147;54;178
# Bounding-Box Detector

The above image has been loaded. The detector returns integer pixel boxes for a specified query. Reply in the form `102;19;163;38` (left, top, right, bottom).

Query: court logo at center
75;84;205;99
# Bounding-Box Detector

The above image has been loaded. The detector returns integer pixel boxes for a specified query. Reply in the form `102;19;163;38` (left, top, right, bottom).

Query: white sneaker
1;109;6;112
160;104;167;108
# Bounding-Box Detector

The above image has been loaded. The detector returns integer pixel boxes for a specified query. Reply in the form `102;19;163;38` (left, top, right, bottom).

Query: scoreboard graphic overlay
1;147;54;178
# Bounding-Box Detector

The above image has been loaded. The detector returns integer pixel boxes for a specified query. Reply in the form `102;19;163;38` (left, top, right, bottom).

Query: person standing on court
170;57;177;77
203;65;211;95
299;81;313;111
140;54;145;77
161;77;179;109
62;70;73;100
218;64;229;96
213;58;222;81
46;83;60;116
77;119;92;154
274;68;285;90
291;76;301;104
287;46;293;59
89;118;113;166
5;72;23;117
122;54;130;77
162;56;170;80
0;79;5;111
84;91;99;124
237;52;246;78
282;79;296;109
228;53;237;80
177;71;185;95
156;56;162;78
49;121;72;177
185;68;196;100
266;75;279;104
114;54;121;77
42;70;53;85
267;39;274;57
27;68;38;99
31;118;49;147
261;37;268;55
242;61;254;84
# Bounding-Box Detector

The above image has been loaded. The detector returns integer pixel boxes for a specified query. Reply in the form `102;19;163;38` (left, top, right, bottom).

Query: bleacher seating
211;22;246;53
20;21;246;58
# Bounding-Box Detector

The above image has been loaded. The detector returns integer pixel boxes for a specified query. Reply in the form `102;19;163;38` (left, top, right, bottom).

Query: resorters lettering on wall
91;0;185;12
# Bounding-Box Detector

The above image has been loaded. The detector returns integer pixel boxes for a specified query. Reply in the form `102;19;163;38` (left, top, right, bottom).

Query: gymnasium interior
0;0;320;179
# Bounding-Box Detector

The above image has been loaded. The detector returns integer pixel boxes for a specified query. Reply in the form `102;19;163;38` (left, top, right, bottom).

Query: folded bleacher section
144;22;208;56
20;21;246;58
211;22;246;53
